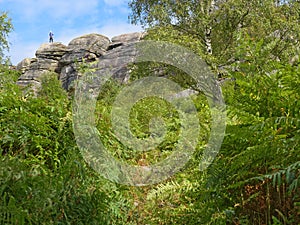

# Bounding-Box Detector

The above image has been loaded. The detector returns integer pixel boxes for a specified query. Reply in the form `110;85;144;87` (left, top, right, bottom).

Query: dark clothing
49;32;54;43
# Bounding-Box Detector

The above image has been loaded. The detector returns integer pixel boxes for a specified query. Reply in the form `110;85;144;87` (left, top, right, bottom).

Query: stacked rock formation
16;32;145;92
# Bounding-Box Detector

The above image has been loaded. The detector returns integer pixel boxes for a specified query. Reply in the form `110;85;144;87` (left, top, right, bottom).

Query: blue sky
0;0;143;65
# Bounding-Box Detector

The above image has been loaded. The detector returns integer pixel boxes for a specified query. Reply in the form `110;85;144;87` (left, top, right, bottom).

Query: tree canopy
129;0;300;72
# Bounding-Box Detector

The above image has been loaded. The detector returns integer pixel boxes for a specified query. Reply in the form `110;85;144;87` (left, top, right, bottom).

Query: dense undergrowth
0;55;299;225
0;68;132;225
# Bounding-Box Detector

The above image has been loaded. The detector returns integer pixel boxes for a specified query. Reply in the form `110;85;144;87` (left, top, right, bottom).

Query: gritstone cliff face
16;32;145;92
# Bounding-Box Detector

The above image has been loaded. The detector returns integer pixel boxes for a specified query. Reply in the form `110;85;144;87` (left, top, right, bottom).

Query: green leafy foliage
1;1;299;223
125;0;300;224
119;57;299;225
0;12;13;63
0;67;133;224
129;0;300;69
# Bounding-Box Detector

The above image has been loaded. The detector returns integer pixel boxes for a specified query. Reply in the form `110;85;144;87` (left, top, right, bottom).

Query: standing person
49;31;54;43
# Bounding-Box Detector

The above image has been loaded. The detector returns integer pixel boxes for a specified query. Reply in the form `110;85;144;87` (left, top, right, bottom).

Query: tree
0;12;13;63
129;0;300;75
127;1;300;224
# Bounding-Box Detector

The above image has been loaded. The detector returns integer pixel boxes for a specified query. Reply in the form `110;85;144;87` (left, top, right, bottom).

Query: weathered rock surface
58;34;111;90
98;42;138;84
16;42;68;91
111;32;144;45
68;33;110;56
36;43;68;60
16;32;145;92
16;58;37;73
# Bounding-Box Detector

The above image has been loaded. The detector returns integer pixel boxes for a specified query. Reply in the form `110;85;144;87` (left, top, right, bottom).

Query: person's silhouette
49;31;54;43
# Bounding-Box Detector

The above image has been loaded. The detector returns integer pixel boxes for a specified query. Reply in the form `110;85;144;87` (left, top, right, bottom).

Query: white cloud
5;0;99;21
103;0;126;7
9;42;39;65
98;22;143;39
6;32;37;64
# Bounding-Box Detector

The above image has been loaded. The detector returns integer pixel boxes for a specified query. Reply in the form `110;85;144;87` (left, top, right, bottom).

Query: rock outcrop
16;32;145;92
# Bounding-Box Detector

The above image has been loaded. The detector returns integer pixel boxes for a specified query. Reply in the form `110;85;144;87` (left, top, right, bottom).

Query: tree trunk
205;0;215;55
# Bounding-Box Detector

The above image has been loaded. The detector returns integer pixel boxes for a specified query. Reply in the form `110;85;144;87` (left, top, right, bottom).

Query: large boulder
111;32;144;44
16;58;37;73
93;41;138;85
16;32;146;92
59;63;80;91
109;32;145;50
58;34;111;90
59;32;144;90
16;43;68;91
36;43;68;60
66;33;110;59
